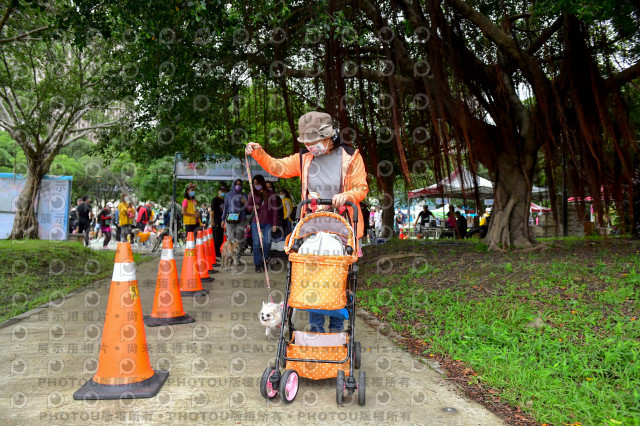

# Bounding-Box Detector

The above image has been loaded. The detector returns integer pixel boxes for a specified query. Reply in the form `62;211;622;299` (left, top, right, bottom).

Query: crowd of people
383;204;493;239
66;181;296;258
68;194;172;249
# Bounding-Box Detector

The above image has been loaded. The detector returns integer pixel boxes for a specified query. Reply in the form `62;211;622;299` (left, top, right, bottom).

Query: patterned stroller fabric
286;331;351;379
285;211;357;311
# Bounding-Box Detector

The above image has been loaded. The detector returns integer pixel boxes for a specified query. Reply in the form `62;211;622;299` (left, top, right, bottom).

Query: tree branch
608;61;640;87
61;130;93;147
68;121;120;133
0;25;54;45
0;6;13;34
526;16;563;55
445;0;546;85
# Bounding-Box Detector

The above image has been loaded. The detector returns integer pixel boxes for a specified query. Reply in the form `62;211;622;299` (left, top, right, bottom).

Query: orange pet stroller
259;199;365;405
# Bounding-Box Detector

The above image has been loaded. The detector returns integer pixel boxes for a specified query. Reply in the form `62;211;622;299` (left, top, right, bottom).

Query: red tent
530;202;551;213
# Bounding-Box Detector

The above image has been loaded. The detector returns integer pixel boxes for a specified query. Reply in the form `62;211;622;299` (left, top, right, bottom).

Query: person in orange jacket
245;111;369;245
246;111;369;334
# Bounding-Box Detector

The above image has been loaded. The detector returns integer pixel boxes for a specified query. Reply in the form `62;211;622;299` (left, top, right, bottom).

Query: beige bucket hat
297;111;335;143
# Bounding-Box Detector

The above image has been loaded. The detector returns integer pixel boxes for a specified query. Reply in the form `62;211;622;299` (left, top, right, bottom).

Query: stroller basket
285;211;357;310
286;331;351;380
288;253;351;310
260;200;365;406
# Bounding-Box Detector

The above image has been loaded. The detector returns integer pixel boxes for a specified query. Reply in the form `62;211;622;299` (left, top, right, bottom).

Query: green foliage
0;239;147;321
533;0;639;38
358;242;640;424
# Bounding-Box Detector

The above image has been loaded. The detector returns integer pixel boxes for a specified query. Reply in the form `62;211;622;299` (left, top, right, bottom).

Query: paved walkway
1;251;504;425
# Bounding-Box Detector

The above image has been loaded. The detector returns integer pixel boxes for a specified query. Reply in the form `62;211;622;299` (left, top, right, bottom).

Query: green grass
358;240;640;425
0;240;148;322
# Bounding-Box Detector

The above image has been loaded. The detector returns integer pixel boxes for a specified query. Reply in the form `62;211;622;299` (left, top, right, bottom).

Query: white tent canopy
409;167;494;200
409;166;550;201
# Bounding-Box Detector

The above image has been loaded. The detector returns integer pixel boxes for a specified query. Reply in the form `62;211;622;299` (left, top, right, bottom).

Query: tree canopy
61;0;640;243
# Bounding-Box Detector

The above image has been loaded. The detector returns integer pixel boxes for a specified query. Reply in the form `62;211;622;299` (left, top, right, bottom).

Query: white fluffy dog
259;301;283;337
259;301;300;337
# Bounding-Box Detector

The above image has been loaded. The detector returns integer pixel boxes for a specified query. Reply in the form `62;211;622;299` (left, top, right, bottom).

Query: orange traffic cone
195;230;213;282
211;228;220;267
202;228;215;274
399;230;405;239
207;227;219;271
180;232;209;297
73;242;168;400
144;236;195;327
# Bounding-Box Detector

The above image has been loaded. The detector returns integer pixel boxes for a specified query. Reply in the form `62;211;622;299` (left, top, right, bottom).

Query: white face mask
307;140;328;156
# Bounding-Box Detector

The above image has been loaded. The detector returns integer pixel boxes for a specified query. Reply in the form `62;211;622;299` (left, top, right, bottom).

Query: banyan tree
68;0;640;247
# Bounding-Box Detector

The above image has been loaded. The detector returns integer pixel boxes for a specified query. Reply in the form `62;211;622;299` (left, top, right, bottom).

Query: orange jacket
252;146;369;238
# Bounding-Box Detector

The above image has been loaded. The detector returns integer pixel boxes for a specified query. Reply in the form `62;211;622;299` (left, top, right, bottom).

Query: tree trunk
485;151;536;250
10;158;48;240
378;173;395;239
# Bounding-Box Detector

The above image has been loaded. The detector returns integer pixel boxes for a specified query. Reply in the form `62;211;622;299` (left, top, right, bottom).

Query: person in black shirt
210;184;228;257
98;203;113;249
76;195;93;247
360;202;371;243
68;198;82;233
265;181;284;243
455;211;468;239
415;205;436;229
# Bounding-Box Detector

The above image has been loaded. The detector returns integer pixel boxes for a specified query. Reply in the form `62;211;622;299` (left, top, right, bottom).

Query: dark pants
251;223;271;265
213;224;224;256
77;219;91;246
115;226;121;242
185;224;198;237
102;228;111;247
120;224;132;242
138;222;147;231
309;312;344;333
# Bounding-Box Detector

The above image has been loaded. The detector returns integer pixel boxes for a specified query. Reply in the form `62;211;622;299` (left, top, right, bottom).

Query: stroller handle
295;198;359;223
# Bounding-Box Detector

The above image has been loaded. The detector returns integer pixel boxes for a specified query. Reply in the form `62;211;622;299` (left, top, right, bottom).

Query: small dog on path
221;240;239;271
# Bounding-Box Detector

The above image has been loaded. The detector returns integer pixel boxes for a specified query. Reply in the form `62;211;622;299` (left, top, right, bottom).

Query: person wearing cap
467;207;491;239
245;111;368;242
210;184;229;257
182;183;201;236
97;203;113;250
246;111;369;334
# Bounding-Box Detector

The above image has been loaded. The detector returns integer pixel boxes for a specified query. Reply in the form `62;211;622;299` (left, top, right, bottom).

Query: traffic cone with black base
203;228;217;274
209;227;220;267
196;230;213;282
73;242;168;400
144;236;195;327
207;228;219;271
180;232;209;297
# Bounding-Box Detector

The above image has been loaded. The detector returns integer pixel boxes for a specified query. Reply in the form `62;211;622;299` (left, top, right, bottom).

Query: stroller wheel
358;370;366;406
354;341;361;369
279;369;299;403
336;370;345;406
260;366;279;399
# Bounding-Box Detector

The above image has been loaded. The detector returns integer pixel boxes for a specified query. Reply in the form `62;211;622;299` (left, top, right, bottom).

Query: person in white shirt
374;207;383;238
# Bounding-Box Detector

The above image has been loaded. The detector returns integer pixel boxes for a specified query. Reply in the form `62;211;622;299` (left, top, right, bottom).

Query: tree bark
10;156;50;240
485;151;536;250
378;173;395;239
